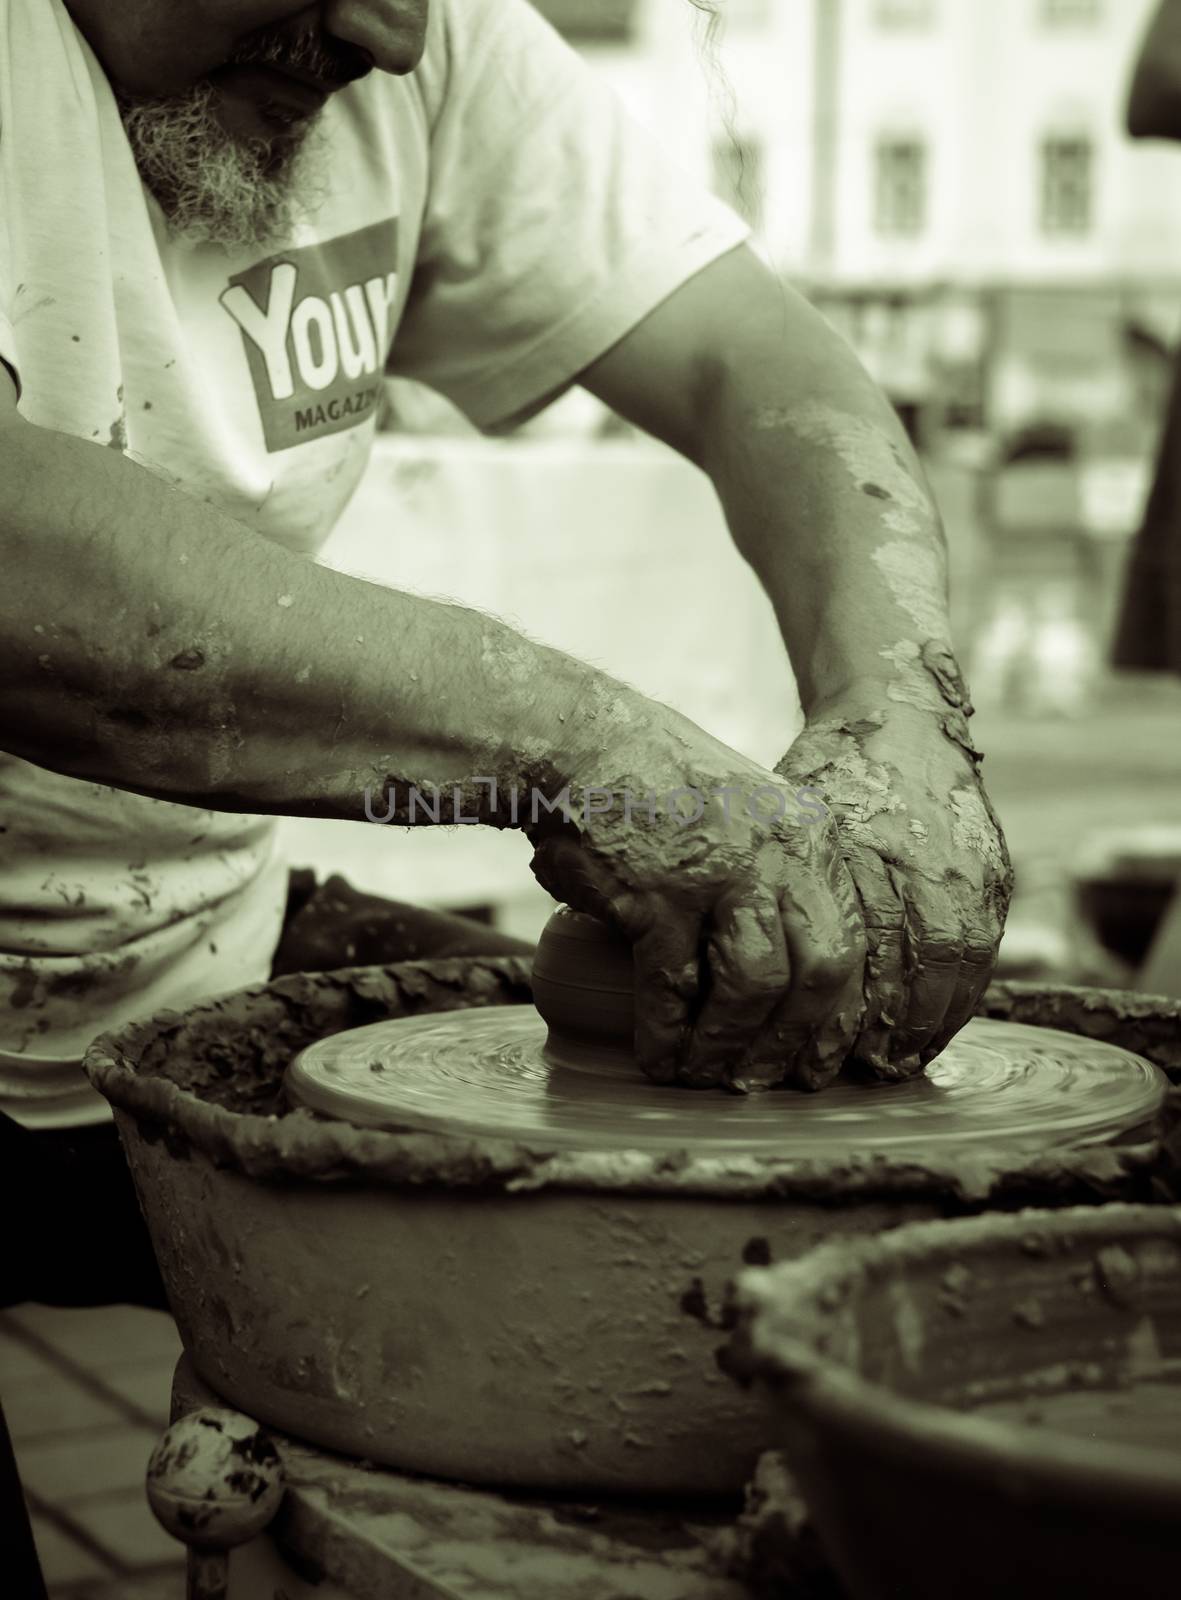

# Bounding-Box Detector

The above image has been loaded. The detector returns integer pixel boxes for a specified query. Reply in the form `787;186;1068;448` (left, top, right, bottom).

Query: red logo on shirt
220;219;399;454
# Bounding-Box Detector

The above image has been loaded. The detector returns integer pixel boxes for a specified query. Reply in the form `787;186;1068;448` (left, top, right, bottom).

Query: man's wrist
803;678;942;725
803;683;985;775
804;639;973;721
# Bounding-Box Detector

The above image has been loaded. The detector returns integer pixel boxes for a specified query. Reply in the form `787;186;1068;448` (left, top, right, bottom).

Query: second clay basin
732;1204;1181;1600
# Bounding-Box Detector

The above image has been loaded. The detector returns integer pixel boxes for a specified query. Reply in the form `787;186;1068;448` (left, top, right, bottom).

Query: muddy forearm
698;289;970;733
0;420;608;821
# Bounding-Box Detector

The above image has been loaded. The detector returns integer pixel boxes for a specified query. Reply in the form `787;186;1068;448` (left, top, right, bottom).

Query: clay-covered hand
774;693;1012;1079
526;699;866;1090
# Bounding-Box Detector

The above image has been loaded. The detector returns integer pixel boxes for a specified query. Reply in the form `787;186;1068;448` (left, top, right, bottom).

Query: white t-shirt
0;0;749;1126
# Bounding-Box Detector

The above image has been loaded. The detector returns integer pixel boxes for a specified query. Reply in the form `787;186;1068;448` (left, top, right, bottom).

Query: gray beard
118;80;326;251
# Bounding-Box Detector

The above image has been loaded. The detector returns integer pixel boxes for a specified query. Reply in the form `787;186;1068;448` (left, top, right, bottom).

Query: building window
874;137;927;236
529;0;638;44
873;0;935;27
712;134;766;230
1040;0;1100;24
1040;135;1093;234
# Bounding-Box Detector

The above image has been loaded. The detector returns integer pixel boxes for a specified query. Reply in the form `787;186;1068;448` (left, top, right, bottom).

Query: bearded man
0;0;1008;1316
1;5;1011;1586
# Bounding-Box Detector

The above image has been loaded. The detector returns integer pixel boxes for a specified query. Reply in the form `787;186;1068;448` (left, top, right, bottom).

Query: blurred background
284;0;1181;993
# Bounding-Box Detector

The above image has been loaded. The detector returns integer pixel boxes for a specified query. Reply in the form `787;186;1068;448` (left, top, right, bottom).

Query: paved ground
3;672;1179;1598
2;1305;184;1598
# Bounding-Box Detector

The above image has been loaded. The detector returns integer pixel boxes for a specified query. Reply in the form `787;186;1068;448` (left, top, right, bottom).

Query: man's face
64;2;430;248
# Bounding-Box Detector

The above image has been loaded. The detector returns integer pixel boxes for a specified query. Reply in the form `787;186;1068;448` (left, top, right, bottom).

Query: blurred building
533;0;1181;434
535;0;1181;283
532;0;814;265
812;0;1181;286
526;0;1181;686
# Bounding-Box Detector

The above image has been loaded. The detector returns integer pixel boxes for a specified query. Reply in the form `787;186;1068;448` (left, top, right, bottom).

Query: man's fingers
530;834;650;936
679;888;790;1086
529;833;616;920
889;891;964;1063
923;934;1000;1061
530;833;702;1078
735;857;864;1091
844;851;912;1079
630;912;706;1081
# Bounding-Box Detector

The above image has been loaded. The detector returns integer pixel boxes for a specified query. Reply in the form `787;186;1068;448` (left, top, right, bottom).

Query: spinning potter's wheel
285;911;1168;1159
90;945;1181;1503
285;1009;1165;1156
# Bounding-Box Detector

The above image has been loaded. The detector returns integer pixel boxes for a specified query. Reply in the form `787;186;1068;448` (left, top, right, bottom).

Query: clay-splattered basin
83;965;1180;1497
733;1204;1181;1600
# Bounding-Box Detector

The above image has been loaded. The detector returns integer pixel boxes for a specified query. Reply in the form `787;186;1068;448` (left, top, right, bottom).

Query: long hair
685;0;724;55
684;1;752;224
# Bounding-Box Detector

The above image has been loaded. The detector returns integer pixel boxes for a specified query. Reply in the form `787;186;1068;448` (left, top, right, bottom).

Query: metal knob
146;1407;284;1600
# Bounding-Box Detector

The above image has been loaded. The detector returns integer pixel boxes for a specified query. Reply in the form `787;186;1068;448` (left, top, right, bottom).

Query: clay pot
83;964;1179;1498
732;1204;1181;1600
530;906;634;1060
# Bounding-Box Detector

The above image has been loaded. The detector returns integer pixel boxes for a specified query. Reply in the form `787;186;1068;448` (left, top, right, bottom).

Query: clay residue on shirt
4;947;143;1054
11;288;57;326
